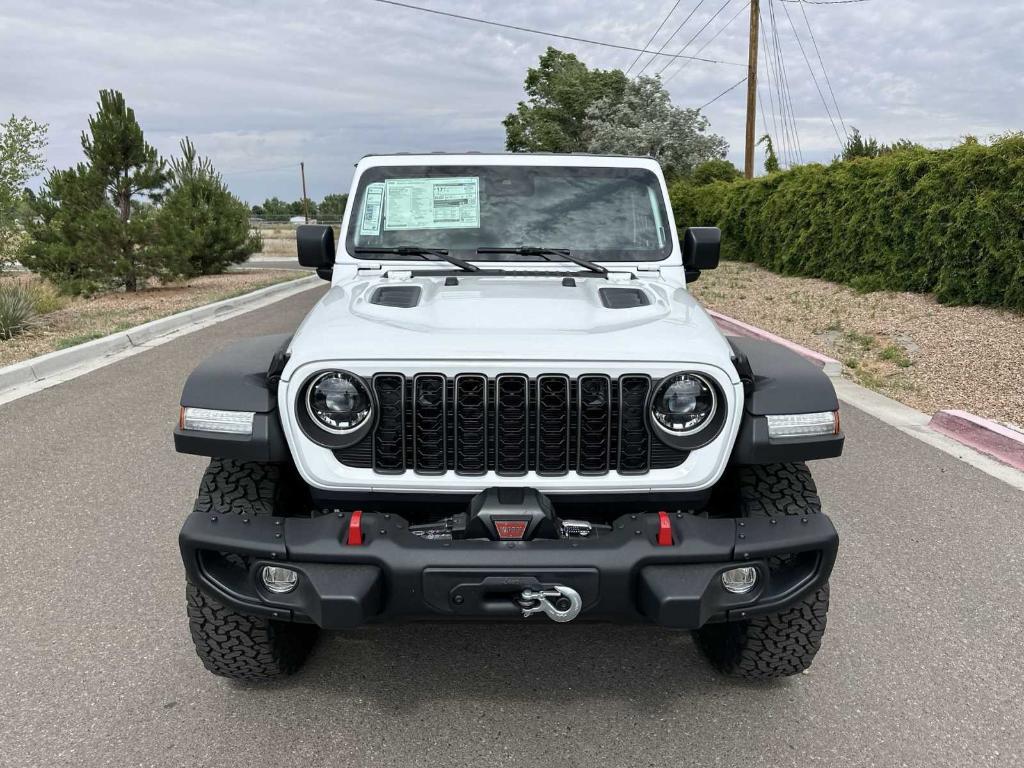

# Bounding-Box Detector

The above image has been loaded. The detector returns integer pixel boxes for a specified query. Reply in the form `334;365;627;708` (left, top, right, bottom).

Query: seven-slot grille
334;373;689;476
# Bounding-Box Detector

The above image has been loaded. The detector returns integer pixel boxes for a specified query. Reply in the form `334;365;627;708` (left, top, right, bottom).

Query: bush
157;139;262;276
670;134;1024;311
0;282;39;340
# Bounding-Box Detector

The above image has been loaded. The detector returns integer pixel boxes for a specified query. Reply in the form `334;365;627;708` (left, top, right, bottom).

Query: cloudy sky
2;0;1021;204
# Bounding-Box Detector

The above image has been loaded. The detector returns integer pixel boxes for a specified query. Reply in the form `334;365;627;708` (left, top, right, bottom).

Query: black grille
335;374;689;475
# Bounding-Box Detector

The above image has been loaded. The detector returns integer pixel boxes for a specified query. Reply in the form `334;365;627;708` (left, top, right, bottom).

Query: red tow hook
346;510;364;546
656;510;673;546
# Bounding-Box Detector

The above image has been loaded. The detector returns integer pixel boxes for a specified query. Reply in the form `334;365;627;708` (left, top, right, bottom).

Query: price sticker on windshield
358;182;385;236
383;177;480;231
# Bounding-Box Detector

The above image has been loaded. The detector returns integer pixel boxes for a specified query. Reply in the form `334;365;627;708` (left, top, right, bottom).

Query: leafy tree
583;76;728;180
691;159;742;185
318;193;348;220
503;48;628;152
26;90;168;293
287;199;316;217
261;197;289;216
156;137;261;276
0;115;48;271
758;134;780;173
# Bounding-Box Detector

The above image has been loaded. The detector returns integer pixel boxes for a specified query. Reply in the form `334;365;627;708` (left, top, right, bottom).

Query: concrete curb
708;309;844;376
929;410;1024;471
0;275;319;396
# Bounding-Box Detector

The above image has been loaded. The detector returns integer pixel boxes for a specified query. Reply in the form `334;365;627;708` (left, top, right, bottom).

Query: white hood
283;270;738;377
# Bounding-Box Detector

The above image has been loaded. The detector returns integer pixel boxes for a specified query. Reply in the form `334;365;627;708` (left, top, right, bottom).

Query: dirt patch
0;270;304;368
690;261;1024;428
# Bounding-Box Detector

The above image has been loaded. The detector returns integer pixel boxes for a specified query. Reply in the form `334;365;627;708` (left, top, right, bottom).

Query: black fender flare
726;337;845;465
173;334;291;462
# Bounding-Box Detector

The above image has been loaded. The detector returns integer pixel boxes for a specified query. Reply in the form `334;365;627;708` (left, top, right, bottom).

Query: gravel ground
0;270;303;367
690;261;1024;428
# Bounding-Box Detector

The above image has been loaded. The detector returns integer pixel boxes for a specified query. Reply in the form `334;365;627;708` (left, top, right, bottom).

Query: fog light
261;566;299;594
721;566;758;594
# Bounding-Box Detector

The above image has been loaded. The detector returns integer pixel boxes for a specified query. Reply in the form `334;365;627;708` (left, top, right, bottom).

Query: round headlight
305;371;372;433
652;373;717;435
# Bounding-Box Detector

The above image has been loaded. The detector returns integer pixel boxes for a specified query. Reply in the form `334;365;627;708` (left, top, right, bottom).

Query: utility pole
300;162;310;223
744;0;760;179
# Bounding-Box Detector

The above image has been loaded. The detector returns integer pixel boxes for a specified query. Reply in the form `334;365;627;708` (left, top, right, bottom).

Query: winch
409;487;610;542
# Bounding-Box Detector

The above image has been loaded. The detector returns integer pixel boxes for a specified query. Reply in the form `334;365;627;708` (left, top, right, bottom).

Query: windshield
345;164;672;262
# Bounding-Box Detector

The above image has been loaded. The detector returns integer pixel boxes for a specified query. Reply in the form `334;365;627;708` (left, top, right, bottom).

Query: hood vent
370;285;422;308
599;287;650;309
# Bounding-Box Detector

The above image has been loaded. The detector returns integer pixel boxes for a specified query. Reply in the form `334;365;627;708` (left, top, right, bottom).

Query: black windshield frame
344;164;673;263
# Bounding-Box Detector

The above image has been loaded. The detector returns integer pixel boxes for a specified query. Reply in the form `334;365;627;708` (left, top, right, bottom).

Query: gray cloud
2;0;1021;202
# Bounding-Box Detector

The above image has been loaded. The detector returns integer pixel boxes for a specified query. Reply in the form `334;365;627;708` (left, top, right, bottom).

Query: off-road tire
184;459;318;682
695;462;831;680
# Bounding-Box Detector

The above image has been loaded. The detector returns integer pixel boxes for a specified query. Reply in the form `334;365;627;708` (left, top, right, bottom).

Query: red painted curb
928;410;1024;471
708;309;843;375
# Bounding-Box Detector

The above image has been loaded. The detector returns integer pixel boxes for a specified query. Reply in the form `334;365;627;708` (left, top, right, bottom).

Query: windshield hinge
385;270;413;281
636;265;662;273
606;271;633;283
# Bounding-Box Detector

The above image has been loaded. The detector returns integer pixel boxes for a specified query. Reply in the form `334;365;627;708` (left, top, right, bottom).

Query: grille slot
454;374;488;475
372;374;406;473
334;374;690;475
577;375;612;475
495;375;529;476
617;376;652;474
412;374;446;474
536;375;571;476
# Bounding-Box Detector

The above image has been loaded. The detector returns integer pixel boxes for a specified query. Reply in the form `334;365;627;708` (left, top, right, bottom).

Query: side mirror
297;224;336;280
682;227;721;272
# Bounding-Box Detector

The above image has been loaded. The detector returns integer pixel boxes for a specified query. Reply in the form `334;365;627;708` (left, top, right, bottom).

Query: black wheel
695;462;831;680
184;459;317;682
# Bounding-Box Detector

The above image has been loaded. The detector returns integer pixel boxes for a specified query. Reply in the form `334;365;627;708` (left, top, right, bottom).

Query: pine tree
25;90;169;293
82;90;167;290
156;137;261;276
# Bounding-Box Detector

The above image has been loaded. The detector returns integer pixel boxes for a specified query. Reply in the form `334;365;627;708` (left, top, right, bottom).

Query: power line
779;0;873;5
699;76;748;109
780;0;844;146
372;0;746;67
636;1;708;75
657;0;737;76
626;0;684;73
663;0;750;85
768;0;803;163
760;4;788;164
764;2;797;165
798;0;848;140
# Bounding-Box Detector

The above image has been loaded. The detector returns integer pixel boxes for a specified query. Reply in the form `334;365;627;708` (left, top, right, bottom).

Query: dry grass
0;270;304;368
690;261;1024;428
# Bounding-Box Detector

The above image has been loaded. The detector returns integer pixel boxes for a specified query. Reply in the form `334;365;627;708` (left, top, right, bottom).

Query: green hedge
670;134;1024;311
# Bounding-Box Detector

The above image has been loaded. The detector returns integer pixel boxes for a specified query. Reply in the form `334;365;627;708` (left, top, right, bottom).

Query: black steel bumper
179;509;838;630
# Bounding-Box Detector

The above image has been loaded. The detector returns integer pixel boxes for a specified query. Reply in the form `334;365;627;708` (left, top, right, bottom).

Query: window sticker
358;182;385;236
383;177;480;231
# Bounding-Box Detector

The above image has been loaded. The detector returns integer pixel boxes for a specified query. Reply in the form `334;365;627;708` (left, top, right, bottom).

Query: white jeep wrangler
175;153;843;681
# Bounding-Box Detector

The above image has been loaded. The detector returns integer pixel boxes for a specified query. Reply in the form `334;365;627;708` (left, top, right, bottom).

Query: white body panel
280;154;742;494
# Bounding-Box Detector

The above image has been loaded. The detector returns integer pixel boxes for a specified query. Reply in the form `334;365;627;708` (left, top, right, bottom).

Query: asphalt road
1;286;1021;768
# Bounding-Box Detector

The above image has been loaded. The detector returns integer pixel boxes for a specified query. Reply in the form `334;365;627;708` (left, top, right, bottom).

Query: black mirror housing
297;225;336;279
682;227;721;270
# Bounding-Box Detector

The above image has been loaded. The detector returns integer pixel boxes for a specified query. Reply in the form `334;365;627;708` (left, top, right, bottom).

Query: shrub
670;134;1024;312
0;282;39;340
156;138;262;276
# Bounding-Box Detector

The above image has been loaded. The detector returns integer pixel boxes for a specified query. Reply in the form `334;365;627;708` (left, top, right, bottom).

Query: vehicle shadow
277;621;773;709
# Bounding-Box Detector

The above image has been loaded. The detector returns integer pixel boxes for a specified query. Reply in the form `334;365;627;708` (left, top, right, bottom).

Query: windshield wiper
354;246;479;272
475;246;608;275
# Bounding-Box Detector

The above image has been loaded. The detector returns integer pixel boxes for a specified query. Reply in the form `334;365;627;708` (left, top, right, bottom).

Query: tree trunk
119;185;136;292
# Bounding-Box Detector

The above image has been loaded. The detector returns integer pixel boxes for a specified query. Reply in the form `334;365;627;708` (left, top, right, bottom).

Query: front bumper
179;510;838;630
